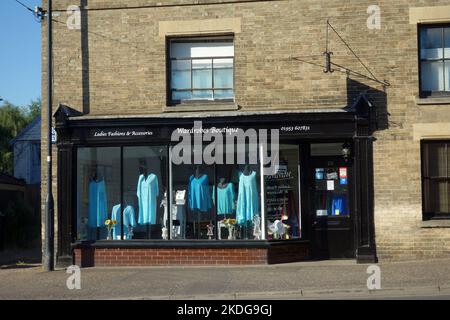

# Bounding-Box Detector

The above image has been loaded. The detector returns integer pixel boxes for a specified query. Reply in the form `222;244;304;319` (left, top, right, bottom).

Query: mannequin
217;178;230;218
216;175;235;239
91;165;99;181
192;165;204;238
138;158;151;237
217;177;229;189
139;159;148;177
240;164;255;239
88;165;107;240
194;165;203;179
243;164;251;176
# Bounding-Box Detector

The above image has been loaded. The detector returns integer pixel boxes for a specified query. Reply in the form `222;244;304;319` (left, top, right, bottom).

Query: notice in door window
339;167;347;178
327;180;335;191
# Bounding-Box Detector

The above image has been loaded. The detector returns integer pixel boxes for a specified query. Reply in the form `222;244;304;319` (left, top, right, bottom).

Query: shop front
54;104;377;267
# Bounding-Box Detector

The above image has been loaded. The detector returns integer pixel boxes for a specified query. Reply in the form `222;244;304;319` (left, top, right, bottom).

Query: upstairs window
169;37;234;104
422;141;450;220
419;25;450;97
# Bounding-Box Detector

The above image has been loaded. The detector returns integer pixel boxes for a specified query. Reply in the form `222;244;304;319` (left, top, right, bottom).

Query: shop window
171;161;215;240
168;37;235;104
264;144;301;240
76;147;121;241
123;146;168;240
74;141;309;242
76;146;169;241
419;25;450;97
215;143;262;240
170;143;262;240
422;141;450;220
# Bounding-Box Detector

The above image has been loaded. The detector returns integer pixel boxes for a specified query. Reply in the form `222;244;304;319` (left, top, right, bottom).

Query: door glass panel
313;165;349;217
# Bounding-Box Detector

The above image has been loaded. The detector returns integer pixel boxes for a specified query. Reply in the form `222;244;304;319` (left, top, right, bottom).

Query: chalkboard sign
264;160;295;221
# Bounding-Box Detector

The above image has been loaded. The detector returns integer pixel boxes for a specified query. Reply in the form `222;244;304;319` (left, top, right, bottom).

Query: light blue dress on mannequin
188;174;212;212
213;183;236;215
236;171;259;225
88;178;108;228
137;174;159;225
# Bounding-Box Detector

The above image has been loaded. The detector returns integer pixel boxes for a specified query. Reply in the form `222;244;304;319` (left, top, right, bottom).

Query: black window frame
421;140;450;220
166;35;235;106
418;24;450;98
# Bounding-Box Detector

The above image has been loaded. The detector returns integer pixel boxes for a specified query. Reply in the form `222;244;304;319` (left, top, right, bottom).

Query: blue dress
236;171;259;224
111;204;137;239
137;174;159;225
188;174;212;212
88;178;108;228
213;183;236;215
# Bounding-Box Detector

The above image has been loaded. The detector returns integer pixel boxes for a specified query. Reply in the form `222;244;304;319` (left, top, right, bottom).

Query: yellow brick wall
41;0;450;260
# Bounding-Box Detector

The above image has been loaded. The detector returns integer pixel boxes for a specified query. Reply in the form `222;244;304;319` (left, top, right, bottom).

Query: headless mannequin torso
243;164;251;176
218;177;229;189
194;166;203;179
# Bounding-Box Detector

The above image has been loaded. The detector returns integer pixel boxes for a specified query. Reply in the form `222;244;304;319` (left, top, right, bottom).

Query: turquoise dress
88;178;108;228
236;171;259;225
188;174;212;212
111;204;137;239
137;174;159;225
213;183;236;215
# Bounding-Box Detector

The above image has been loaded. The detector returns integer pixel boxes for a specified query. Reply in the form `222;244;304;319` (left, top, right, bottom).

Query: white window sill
416;96;450;105
163;103;239;113
420;220;450;228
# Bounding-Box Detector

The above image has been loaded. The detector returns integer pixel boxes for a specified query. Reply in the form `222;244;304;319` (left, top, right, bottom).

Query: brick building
41;0;450;267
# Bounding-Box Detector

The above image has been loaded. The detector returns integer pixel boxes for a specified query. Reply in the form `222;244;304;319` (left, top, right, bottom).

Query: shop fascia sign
88;123;315;140
90;128;154;138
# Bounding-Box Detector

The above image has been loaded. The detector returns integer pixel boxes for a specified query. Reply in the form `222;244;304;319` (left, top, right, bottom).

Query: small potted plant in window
223;219;237;240
104;219;117;240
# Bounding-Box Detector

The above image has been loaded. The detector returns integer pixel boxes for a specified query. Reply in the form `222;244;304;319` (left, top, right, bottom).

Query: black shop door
309;157;354;259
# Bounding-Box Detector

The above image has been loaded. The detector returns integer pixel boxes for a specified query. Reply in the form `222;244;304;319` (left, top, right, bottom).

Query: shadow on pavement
0;247;41;269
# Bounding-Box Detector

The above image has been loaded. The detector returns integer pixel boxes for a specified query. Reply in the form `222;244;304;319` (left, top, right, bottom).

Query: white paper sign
51;127;57;144
327;180;335;191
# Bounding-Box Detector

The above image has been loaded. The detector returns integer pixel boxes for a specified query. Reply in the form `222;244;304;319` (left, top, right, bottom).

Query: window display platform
72;240;310;267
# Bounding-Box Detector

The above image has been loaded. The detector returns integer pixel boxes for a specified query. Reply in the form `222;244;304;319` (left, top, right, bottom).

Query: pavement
1;258;450;300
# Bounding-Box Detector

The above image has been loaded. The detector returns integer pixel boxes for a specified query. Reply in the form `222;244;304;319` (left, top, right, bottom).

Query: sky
0;0;42;107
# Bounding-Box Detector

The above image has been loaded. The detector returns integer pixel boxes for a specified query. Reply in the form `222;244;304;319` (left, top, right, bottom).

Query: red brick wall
73;244;310;267
74;248;268;267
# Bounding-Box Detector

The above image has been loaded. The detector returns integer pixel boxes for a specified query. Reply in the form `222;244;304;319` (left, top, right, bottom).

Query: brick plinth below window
73;244;309;267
